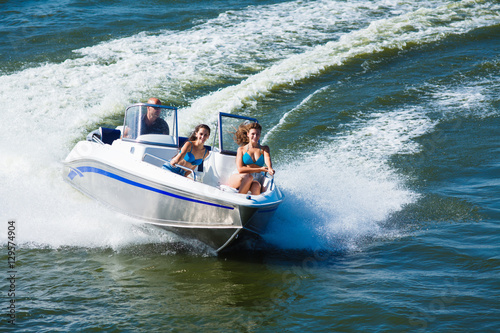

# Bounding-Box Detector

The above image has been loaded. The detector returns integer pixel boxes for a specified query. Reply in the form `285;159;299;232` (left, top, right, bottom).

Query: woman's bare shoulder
261;145;271;153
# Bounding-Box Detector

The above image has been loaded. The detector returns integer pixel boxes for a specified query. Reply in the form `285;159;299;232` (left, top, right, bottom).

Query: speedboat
63;103;284;252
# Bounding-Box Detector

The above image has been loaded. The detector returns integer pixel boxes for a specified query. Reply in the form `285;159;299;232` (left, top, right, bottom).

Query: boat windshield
217;113;258;155
122;104;178;146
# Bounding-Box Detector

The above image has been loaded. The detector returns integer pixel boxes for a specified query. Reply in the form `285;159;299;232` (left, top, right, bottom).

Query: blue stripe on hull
68;166;234;210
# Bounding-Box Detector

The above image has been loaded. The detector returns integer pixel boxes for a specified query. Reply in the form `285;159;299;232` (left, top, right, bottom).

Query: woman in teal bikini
163;124;210;177
227;122;275;195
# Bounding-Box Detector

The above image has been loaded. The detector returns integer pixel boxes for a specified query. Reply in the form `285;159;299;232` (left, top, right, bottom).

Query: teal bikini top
242;145;265;167
184;143;208;166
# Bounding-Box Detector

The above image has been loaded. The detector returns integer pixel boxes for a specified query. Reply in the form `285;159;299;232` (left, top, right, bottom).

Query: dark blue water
1;0;499;331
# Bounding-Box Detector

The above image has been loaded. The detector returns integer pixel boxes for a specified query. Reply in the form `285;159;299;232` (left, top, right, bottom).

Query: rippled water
1;0;499;331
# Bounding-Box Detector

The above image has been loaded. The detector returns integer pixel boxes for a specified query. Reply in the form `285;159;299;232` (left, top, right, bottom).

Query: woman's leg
228;173;253;194
238;174;254;194
250;180;261;195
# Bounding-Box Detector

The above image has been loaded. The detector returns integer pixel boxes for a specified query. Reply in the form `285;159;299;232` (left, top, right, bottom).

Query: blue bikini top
242;145;265;167
184;143;208;166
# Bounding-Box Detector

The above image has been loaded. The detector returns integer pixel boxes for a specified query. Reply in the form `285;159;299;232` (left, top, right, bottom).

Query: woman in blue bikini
163;124;210;177
227;122;275;195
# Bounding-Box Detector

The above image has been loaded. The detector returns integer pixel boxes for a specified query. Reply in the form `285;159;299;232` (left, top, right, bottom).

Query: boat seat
87;127;121;145
100;127;121;144
178;137;212;172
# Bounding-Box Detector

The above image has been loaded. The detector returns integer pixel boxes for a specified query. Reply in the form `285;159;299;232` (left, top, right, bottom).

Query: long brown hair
189;124;211;141
233;122;262;146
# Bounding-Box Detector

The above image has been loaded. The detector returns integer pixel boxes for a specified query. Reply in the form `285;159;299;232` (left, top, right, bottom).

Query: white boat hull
63;140;282;252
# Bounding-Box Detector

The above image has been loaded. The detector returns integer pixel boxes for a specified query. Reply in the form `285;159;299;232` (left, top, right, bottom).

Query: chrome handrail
142;153;197;181
91;135;105;145
173;164;197;181
143;153;168;163
266;173;274;191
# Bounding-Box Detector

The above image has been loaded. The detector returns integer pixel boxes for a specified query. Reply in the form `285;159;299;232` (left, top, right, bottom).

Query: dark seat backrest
100;127;121;145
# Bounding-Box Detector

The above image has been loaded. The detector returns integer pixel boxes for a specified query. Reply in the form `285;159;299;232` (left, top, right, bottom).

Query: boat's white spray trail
262;85;330;144
180;0;500;131
264;106;433;251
